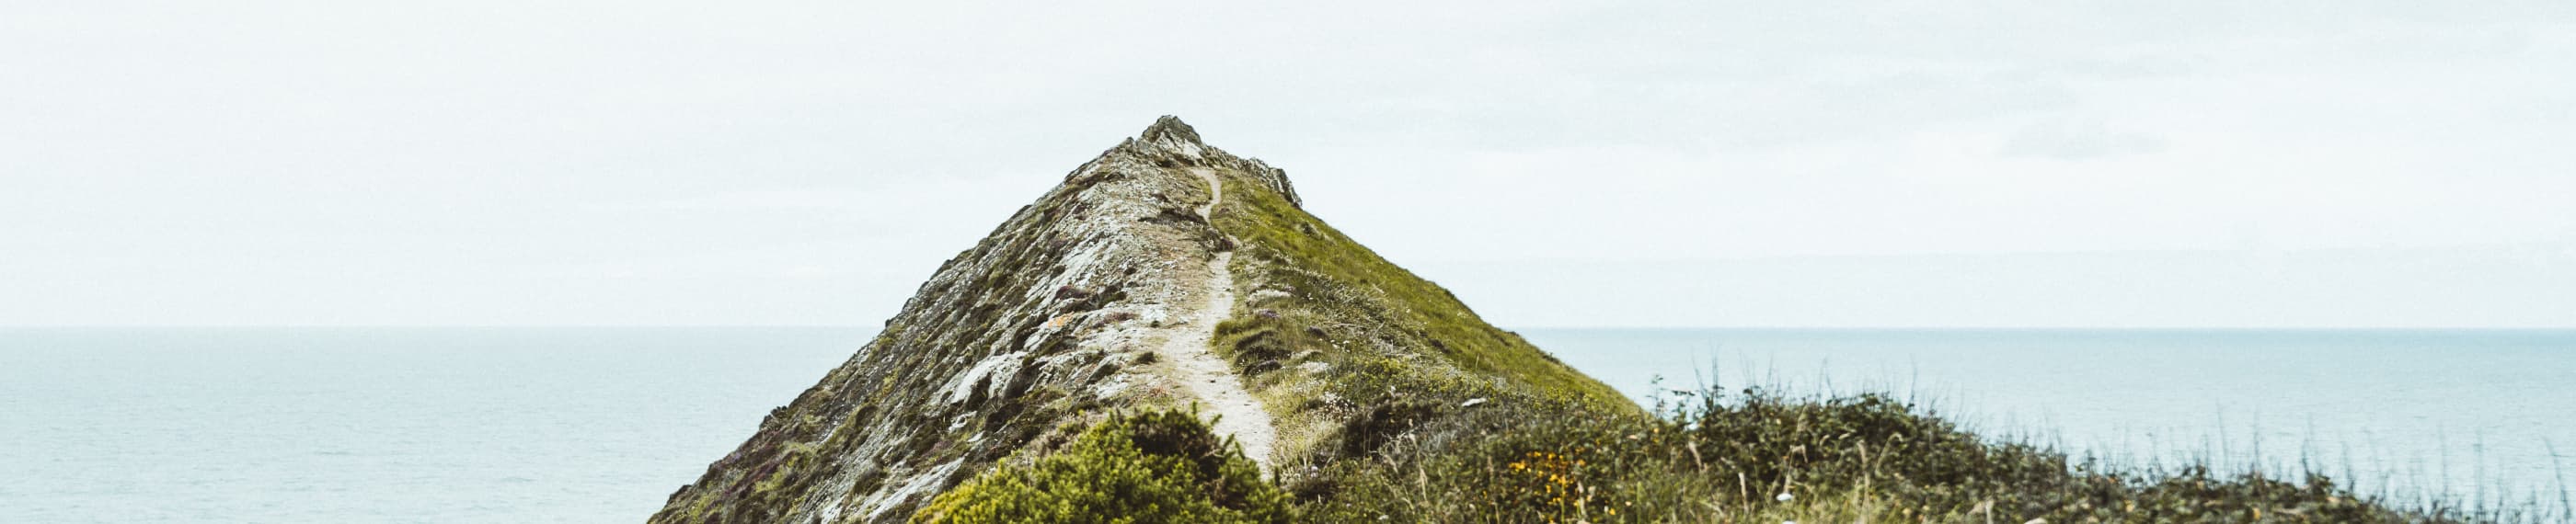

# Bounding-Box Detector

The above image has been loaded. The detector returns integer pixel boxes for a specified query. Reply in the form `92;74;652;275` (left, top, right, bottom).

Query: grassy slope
1208;171;1633;408
1202;169;1638;461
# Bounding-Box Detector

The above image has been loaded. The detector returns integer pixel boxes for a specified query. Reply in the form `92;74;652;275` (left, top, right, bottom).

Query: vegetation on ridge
1210;173;1627;408
1200;168;1638;461
920;379;2485;522
1298;382;2467;522
910;409;1292;524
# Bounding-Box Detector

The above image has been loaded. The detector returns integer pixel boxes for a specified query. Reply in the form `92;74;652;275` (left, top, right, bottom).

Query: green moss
1207;171;1634;413
910;408;1294;524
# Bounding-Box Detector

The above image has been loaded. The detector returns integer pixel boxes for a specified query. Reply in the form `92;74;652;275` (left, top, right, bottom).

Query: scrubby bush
914;382;2485;523
1292;384;2456;523
911;409;1294;524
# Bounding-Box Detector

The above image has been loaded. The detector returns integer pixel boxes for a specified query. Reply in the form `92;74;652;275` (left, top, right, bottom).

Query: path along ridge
1160;167;1278;470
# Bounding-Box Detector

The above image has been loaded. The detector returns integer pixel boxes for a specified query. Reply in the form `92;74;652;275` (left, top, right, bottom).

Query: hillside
649;117;1625;523
652;118;2469;524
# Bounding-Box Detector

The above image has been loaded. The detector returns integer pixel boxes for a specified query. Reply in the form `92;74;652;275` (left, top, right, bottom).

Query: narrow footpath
1159;167;1279;469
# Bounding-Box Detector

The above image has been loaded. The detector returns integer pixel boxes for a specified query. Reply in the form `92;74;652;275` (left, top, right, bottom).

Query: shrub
1294;384;2451;523
911;409;1294;524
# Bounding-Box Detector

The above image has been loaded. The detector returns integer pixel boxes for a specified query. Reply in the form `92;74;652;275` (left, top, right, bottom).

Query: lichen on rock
650;118;1255;523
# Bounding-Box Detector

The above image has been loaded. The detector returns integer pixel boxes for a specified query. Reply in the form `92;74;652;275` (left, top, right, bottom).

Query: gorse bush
1657;387;2433;522
1290;384;2458;523
910;409;1293;524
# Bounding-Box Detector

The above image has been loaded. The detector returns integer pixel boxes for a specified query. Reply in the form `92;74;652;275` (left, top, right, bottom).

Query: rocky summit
649;117;1624;523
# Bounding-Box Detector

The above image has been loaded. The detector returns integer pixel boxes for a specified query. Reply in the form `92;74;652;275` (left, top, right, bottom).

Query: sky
4;2;2572;327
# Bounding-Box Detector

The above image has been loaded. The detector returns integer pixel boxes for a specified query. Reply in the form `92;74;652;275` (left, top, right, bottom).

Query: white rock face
651;117;1303;524
858;459;961;521
943;351;1028;404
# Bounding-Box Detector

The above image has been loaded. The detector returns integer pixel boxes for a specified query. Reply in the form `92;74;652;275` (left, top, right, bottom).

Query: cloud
1998;119;2168;161
4;1;2571;325
578;190;863;213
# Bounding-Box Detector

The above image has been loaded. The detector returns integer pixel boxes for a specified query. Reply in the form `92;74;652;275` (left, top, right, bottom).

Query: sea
3;327;2570;522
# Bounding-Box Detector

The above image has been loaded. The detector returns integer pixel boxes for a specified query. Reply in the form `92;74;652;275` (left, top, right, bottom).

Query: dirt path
1160;167;1278;470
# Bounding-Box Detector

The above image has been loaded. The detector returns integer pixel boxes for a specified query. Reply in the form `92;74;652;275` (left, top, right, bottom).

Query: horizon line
5;325;2574;331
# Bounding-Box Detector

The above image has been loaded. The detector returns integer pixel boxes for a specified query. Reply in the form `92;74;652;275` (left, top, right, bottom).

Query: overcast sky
5;2;2572;327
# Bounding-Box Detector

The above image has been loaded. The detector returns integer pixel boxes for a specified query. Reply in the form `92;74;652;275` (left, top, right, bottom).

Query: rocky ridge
650;117;1618;523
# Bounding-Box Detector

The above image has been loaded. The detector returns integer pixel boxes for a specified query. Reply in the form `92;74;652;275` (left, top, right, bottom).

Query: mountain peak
1112;115;1301;210
1139;115;1202;146
649;118;1604;523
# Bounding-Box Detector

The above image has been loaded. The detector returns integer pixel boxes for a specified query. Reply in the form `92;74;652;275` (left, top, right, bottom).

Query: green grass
1196;166;1649;480
1211;171;1627;405
1205;168;1632;408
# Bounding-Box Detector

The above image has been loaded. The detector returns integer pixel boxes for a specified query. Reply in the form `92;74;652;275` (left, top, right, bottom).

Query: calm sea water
0;327;864;523
3;327;2570;521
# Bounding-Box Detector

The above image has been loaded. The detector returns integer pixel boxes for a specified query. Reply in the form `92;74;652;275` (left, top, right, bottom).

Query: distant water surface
0;327;864;523
5;327;2570;520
